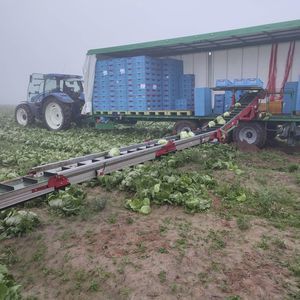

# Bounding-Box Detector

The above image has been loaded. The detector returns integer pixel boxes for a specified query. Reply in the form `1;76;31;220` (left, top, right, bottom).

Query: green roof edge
87;19;300;56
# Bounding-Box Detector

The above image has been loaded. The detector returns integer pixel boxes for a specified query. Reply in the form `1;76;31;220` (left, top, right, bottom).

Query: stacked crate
176;74;195;110
93;60;111;111
233;78;263;87
194;88;212;116
93;59;128;111
297;77;300;114
127;56;162;111
224;91;232;111
93;56;196;112
162;59;183;110
214;94;225;114
111;58;128;111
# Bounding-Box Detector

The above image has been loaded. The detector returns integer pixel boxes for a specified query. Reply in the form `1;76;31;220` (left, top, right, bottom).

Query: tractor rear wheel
233;122;266;148
174;120;198;134
43;98;72;131
15;103;35;127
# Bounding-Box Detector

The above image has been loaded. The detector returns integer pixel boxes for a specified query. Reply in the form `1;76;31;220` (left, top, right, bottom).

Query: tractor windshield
62;78;83;94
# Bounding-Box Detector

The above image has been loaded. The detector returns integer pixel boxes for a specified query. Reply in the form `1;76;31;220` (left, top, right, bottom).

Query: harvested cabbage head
157;139;168;145
108;147;120;157
223;111;230;117
180;131;189;139
235;102;241;108
208;121;216;128
216;116;226;125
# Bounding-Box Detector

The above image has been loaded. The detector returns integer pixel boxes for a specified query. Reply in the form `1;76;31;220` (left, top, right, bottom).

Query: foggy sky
0;0;299;104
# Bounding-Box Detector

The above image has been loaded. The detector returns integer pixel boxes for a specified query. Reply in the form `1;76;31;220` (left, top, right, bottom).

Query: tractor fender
42;92;74;105
26;101;39;117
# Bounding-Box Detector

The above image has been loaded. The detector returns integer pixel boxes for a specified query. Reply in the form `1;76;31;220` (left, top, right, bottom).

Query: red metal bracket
155;140;177;157
47;175;70;189
32;175;69;193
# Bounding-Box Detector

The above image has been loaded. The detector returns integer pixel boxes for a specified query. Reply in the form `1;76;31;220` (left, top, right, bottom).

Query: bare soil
1;190;299;300
1;142;300;300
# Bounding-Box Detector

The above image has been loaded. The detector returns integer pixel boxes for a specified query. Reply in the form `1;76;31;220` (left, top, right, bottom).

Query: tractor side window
44;79;59;93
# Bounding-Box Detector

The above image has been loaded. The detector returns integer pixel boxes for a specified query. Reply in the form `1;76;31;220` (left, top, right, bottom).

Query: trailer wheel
15;103;35;127
233;122;266;148
266;124;278;140
174;120;198;134
43;98;72;131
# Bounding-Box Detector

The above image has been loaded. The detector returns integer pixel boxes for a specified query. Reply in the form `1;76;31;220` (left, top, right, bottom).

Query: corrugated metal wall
171;41;300;88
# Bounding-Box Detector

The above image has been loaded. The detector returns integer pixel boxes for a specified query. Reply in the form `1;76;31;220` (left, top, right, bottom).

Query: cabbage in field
47;185;86;216
126;197;151;214
0;209;40;238
0;264;21;300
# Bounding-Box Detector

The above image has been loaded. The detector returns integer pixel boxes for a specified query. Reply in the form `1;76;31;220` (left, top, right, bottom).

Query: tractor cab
15;73;85;131
27;73;84;103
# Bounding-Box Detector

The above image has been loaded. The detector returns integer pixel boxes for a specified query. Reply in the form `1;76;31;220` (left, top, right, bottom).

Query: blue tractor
15;73;85;131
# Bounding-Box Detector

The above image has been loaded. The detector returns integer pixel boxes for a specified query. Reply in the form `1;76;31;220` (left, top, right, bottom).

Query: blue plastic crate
245;78;263;87
213;94;225;114
233;78;263;87
297;78;300;113
283;81;298;114
216;79;233;87
232;79;247;86
235;90;245;101
194;88;212;116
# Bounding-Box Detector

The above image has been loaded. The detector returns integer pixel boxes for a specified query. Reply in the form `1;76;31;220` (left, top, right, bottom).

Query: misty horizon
0;0;299;105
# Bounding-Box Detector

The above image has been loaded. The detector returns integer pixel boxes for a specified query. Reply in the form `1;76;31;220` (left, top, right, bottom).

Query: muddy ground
1;142;300;300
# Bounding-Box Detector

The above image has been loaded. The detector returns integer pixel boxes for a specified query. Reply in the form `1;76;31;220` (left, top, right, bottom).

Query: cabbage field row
0;106;171;181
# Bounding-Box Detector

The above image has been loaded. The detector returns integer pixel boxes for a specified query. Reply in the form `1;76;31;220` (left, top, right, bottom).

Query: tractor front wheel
15;103;35;127
233;122;267;148
43;98;72;131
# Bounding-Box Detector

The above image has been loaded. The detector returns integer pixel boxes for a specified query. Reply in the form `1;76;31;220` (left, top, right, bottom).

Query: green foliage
257;235;270;250
295;173;300;185
217;183;248;208
91;197;107;212
287;164;299;173
289;256;300;277
207;230;226;250
0;209;40;239
0;264;21;300
226;296;241;300
47;185;86;216
158;271;167;283
236;215;251;231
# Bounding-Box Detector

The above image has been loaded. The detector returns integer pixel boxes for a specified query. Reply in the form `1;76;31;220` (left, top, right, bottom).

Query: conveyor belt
0;91;261;210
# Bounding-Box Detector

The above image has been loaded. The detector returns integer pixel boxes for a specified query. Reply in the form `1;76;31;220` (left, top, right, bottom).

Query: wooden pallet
97;110;193;116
